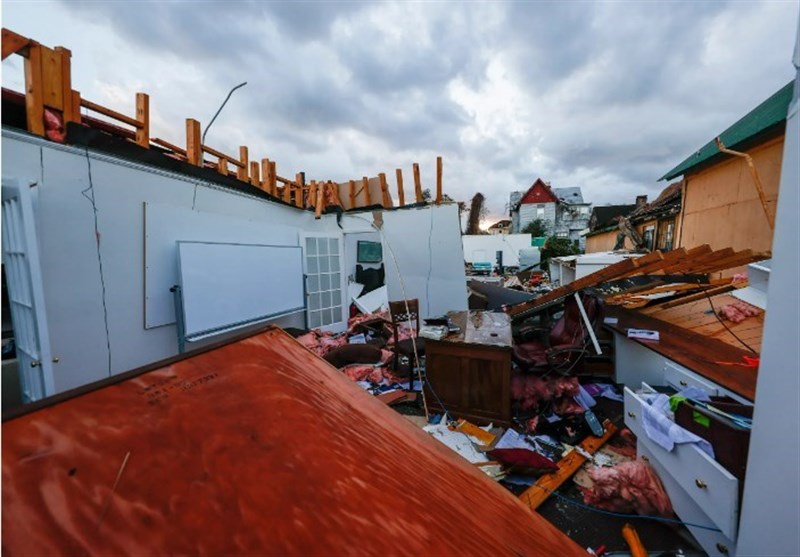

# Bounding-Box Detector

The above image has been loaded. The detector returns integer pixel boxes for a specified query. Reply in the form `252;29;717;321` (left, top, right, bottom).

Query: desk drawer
624;387;739;539
664;361;719;395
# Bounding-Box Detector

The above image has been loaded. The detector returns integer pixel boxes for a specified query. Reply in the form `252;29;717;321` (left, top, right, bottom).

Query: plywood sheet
2;328;584;556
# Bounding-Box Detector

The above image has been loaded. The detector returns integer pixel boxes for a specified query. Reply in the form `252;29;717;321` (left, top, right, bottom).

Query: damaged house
509;178;592;248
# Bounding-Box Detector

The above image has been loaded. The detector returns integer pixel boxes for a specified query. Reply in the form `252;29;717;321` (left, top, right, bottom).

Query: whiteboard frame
175;241;305;345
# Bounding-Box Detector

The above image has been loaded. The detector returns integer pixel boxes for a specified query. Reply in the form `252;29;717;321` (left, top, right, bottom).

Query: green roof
660;81;793;181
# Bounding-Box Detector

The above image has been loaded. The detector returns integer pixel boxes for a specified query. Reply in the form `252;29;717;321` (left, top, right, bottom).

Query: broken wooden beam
396;168;405;206
413;162;423;203
379;172;391;207
435;156;443;204
519;420;618;510
237;146;249;182
185;118;201;166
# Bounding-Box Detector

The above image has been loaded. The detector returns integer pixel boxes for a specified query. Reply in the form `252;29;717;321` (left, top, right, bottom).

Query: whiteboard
144;203;299;328
177;242;305;340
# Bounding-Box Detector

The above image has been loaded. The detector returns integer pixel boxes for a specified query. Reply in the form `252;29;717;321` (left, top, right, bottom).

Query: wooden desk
424;311;513;425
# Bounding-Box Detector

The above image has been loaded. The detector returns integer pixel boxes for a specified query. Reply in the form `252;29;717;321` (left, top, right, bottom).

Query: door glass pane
331;273;340;288
307;256;318;274
330;255;340;272
308;275;319;292
318;238;329;255
320;274;331;291
309;293;320;311
309;311;321;328
329;238;339;254
321;291;332;309
319;256;330;273
324;308;334;325
306;237;317;255
332;290;341;306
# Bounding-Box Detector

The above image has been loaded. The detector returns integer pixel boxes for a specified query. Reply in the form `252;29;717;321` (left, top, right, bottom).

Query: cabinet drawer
664;361;719;395
624;387;739;539
639;443;737;556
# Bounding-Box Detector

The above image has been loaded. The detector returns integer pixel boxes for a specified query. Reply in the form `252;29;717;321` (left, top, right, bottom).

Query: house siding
679;136;783;254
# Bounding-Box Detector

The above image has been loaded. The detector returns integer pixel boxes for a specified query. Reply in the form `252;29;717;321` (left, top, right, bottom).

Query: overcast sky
3;1;797;224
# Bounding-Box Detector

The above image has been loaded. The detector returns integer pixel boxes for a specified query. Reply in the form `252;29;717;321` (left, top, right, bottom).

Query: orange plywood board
2;327;584;557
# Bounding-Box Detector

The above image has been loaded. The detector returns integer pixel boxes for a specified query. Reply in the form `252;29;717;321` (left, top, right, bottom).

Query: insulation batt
511;376;581;412
347;311;389;334
580;459;673;517
296;331;347;357
718;301;760;324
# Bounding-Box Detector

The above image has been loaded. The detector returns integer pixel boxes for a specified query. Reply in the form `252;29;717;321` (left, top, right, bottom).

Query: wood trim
2;28;31;60
152;137;187;156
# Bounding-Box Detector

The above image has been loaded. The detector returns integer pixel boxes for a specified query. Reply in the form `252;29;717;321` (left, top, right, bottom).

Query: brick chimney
636;195;648;208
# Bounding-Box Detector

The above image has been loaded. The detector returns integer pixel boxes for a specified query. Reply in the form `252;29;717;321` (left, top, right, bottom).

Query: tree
521;218;549;237
540;235;581;273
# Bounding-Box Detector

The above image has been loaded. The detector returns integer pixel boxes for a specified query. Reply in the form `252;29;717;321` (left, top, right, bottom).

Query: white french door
301;234;346;332
2;178;55;401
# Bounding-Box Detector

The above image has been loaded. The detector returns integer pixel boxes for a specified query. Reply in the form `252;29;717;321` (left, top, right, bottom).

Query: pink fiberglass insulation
718;301;761;324
581;459;673;517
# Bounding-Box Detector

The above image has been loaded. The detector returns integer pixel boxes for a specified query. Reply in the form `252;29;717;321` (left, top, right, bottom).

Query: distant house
509;178;591;249
486;219;512;235
584;186;682;253
660;81;792;254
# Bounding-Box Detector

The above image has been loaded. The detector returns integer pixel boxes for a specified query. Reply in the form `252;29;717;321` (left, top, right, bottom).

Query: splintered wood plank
261;159;271;193
237;146;249;182
24;43;44;136
361;176;372;206
295;172;305;207
436;156;443;204
40;45;63;110
396;168;405;206
519;421;618;510
617;247;690;278
250;161;260;188
660;246;732;274
185;118;201;166
217;158;229;176
696;250;768;274
135;92;149;148
413;162;423;202
56;47;75;124
349;180;356;208
2;28;31;60
379;172;391;207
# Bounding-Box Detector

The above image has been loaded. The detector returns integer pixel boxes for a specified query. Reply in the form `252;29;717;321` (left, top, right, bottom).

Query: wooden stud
237;146;249;181
250;161;260;188
349;180;356;209
329;180;343;207
81;98;142;128
295;172;305;208
55;47;75;124
308;181;318;208
413;163;423;202
269;161;277;196
379;172;391;207
261;159;272;194
362;176;372;206
435;156;443;204
23;43;44;136
217;158;228;176
282;180;292;203
396;168;405;207
135;92;149;148
185;118;201;166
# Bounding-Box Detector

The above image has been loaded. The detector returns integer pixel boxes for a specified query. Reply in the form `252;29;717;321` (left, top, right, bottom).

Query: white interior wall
1;130;341;394
358;204;468;319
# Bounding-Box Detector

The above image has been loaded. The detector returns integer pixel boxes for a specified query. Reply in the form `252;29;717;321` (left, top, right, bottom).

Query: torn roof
628;182;682;221
1;327;585;557
552;187;585;204
661;81;793;181
588;204;637;231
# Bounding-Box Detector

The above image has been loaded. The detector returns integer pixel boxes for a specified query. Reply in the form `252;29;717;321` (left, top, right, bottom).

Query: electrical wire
524;484;722;533
695;278;758;354
82;147;113;377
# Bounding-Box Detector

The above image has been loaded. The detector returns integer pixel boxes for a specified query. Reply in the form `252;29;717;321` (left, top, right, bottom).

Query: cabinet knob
695;479;707;489
716;543;729;554
627;411;636;418
30;360;40;368
679;380;688;387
